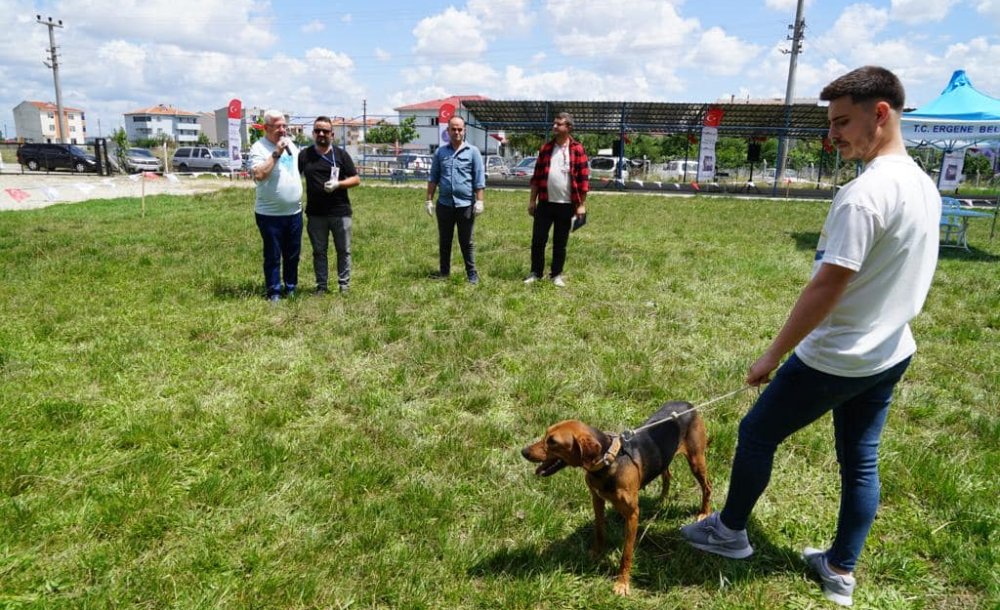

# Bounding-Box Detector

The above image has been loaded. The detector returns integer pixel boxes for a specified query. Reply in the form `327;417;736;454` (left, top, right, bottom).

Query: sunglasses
313;129;331;135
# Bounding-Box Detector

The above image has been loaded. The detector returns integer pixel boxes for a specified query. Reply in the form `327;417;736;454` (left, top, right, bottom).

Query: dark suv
16;143;98;173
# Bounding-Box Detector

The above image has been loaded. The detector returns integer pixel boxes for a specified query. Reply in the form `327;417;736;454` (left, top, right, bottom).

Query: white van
661;159;699;180
589;156;629;181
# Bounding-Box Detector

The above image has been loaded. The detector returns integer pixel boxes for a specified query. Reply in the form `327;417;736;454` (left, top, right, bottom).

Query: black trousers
436;203;476;276
530;201;575;277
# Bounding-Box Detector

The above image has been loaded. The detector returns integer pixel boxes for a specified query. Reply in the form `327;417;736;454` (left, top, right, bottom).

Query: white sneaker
523;274;540;284
552;275;566;287
803;547;856;607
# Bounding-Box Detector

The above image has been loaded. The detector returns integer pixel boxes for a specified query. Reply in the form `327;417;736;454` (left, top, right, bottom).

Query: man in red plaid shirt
526;112;589;287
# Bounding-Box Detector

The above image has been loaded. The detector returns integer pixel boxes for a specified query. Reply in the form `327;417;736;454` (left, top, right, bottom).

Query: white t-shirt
546;142;572;204
249;138;303;216
795;154;940;377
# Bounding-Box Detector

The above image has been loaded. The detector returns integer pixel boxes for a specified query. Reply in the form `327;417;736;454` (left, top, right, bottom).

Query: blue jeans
255;212;302;296
720;353;911;572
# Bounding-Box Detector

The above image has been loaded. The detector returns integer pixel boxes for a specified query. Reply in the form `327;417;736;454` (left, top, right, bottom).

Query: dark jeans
307;214;351;289
720;353;911;572
531;201;575;277
255;212;302;296
435;203;476;277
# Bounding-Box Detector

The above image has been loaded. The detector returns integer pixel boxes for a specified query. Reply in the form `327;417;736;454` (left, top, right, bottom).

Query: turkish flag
438;103;456;124
704;107;724;127
228;99;242;120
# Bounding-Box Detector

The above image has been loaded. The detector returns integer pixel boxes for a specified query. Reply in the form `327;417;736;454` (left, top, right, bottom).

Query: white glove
425;199;434;216
324;180;339;192
473;200;484;215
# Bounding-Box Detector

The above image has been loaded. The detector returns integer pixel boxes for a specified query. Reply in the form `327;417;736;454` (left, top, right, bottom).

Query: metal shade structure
462;99;830;139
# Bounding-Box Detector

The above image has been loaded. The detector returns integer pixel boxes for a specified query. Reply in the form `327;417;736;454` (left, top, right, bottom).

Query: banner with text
938;149;965;190
438;103;456;148
697;108;723;183
227;99;242;171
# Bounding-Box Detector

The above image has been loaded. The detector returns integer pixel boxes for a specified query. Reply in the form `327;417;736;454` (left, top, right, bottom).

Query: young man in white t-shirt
681;66;941;607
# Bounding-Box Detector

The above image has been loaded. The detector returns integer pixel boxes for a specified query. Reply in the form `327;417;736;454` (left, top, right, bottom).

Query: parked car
16;142;97;173
485;155;509;176
118;147;162;173
660;159;699;180
509;156;537;177
588;156;629;181
172;146;231;172
395;153;434;177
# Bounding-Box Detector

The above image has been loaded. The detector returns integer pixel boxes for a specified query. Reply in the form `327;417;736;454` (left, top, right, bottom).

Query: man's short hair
314;115;332;127
555;112;574;129
448;115;465;126
819;66;905;111
263;109;286;125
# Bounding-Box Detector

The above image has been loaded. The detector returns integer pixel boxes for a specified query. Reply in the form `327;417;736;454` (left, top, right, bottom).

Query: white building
124;104;201;144
394;95;501;154
13;100;88;144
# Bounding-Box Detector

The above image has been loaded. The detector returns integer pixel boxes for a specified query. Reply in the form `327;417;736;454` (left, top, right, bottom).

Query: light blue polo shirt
249;138;303;216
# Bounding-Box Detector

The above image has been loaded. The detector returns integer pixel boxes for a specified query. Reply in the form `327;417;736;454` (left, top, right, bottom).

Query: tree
110;127;130;173
365;116;418;146
197;132;210;145
506;132;546;156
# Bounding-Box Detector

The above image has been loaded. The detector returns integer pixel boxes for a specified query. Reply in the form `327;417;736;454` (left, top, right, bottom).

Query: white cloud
374;47;391;62
412;7;487;58
467;0;533;32
342;14;353;23
686;27;763;76
302;20;325;34
59;0;277;53
890;0;959;24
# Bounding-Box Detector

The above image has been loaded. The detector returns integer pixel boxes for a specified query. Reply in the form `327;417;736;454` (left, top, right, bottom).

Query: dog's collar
585;434;622;472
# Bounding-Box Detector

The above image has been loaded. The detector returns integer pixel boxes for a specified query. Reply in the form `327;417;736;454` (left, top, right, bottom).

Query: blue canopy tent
902;69;1000;150
901;70;1000;240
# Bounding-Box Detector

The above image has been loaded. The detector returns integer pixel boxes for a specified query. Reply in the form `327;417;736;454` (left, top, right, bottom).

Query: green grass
0;186;997;609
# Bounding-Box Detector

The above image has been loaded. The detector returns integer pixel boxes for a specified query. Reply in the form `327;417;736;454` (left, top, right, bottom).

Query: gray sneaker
523;273;540;284
803;547;855;607
552;275;566;287
680;511;753;559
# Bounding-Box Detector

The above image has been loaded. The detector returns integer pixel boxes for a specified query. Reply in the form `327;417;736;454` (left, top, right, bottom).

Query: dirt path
0;171;254;212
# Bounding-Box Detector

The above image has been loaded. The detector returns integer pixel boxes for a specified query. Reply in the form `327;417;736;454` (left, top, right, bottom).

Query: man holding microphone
249;109;303;302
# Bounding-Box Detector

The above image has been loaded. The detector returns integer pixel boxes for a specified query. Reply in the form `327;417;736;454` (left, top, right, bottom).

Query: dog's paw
613;580;630;596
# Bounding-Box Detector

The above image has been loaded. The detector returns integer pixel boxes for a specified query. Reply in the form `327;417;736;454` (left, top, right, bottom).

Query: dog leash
620;385;755;441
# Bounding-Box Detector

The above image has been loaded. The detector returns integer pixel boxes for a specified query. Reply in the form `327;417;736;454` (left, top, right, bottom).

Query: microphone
281;136;293;156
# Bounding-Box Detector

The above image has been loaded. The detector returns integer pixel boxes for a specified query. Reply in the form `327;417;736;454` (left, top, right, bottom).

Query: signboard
227;98;242;171
697;108;723;183
938;149;965;191
438;103;456;147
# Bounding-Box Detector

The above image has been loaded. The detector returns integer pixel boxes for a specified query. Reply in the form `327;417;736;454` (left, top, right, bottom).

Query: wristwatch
271;150;281;159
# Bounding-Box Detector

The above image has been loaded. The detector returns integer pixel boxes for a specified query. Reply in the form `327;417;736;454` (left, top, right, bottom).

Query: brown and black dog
521;401;712;596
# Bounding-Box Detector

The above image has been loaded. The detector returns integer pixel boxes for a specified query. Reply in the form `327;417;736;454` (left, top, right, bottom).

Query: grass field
0;185;997;609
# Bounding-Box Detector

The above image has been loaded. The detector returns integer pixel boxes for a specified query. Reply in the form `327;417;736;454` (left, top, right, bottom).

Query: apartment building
124;104;201;144
13;100;88;144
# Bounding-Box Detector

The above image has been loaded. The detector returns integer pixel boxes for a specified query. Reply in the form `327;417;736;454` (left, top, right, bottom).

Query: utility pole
773;0;805;193
362;98;367;163
36;15;68;144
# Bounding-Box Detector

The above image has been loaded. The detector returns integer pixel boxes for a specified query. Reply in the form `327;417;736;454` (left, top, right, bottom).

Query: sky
2;0;1000;139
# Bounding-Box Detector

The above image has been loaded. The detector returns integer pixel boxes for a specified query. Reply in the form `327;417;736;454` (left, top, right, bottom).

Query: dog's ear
577;435;604;470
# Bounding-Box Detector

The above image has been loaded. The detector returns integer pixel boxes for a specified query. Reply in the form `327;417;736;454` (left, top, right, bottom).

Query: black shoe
312;286;328;296
430;271;450;280
467;272;479;285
